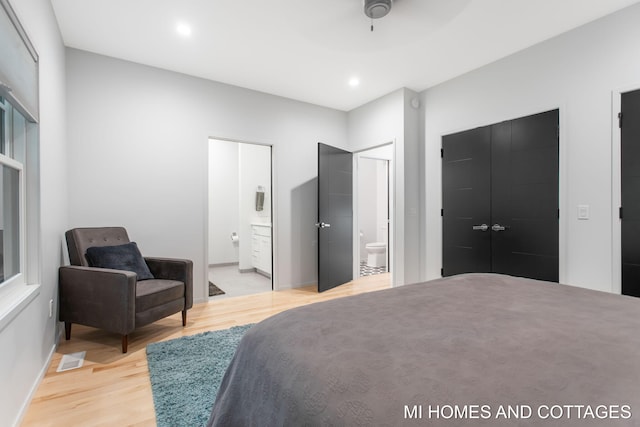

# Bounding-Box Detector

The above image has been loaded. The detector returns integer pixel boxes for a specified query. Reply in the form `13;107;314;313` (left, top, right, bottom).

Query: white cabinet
251;224;271;275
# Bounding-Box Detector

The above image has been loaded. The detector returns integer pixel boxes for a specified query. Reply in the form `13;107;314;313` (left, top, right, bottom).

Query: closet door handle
472;224;488;232
492;224;507;232
315;222;331;228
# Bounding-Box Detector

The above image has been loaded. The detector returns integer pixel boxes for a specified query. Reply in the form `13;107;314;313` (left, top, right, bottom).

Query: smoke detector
364;0;393;20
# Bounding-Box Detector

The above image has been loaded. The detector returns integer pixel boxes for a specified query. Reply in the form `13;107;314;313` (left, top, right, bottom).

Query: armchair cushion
86;242;154;280
136;279;185;313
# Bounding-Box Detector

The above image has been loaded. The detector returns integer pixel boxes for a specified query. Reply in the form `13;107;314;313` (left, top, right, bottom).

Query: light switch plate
578;205;590;220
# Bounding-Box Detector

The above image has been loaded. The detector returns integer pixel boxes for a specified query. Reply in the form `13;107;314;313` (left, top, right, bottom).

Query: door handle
315;222;331;228
491;224;507;232
472;224;488;232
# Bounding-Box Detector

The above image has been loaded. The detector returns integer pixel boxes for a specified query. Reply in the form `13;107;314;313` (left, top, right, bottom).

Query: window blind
0;0;38;123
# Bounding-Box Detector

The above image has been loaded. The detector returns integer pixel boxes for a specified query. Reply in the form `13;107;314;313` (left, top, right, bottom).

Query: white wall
376;160;389;244
0;0;68;425
65;49;347;300
208;140;271;270
357;158;378;260
357;157;389;262
422;3;640;293
347;88;422;285
238;143;271;271
208;139;239;265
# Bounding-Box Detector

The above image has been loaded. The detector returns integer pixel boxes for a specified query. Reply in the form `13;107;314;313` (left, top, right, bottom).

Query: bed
207;273;640;426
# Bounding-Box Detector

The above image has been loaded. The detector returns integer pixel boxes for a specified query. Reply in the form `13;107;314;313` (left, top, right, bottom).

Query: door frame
612;84;640;295
353;141;395;286
438;105;567;284
205;136;276;296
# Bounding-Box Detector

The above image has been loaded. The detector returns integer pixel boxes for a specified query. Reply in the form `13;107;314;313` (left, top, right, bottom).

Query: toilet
365;242;387;268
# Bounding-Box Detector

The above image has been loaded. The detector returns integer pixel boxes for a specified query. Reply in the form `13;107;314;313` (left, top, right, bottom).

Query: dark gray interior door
317;143;353;292
621;89;640;297
442;127;492;276
491;110;559;282
442;110;559;282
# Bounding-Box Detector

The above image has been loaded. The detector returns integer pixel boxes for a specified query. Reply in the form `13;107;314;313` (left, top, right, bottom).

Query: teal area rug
146;324;254;427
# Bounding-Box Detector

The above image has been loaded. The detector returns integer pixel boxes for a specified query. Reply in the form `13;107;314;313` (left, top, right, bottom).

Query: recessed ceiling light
348;77;360;87
176;23;192;37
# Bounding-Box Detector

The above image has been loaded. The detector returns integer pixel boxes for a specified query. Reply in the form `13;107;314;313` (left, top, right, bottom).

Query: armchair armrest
145;258;193;309
59;266;137;335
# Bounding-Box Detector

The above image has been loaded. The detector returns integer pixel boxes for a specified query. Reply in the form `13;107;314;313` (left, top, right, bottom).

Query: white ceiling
50;0;640;111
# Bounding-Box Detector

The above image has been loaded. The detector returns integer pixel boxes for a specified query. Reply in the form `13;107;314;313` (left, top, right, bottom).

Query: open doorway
355;144;393;279
208;138;273;299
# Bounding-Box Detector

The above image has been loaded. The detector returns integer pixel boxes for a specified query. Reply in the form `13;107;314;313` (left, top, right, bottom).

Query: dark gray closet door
621;89;640;297
317;143;353;292
442;127;492;276
491;110;559;282
442;110;559;282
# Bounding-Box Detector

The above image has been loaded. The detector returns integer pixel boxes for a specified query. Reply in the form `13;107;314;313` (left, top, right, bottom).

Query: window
0;97;25;287
0;0;40;331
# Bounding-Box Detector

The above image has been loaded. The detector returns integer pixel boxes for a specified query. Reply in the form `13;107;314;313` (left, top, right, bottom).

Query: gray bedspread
207;273;640;426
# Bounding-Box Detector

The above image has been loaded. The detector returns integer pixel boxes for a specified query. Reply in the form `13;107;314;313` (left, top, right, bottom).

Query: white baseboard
12;342;56;427
208;262;239;268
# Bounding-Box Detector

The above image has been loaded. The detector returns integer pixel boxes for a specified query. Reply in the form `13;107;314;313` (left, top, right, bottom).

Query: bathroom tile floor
359;261;387;277
208;265;272;300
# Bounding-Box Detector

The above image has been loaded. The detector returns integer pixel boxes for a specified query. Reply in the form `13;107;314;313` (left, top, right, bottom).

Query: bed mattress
208;273;640;426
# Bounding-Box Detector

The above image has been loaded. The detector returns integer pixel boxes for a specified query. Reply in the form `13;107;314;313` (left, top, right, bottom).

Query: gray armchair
59;227;193;353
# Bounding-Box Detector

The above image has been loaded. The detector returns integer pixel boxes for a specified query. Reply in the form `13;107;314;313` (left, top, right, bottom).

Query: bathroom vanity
251;223;271;276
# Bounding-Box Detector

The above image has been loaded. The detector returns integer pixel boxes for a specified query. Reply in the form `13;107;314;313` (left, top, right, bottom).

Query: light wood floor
21;273;390;426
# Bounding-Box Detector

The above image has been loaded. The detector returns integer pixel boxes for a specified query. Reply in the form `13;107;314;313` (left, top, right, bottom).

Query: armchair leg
122;335;128;353
182;310;187;327
65;322;72;340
